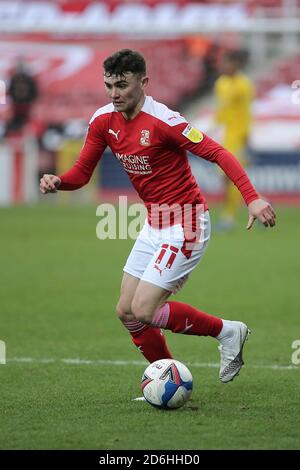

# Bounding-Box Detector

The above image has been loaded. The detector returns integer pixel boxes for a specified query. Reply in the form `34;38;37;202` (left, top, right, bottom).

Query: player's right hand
40;174;61;194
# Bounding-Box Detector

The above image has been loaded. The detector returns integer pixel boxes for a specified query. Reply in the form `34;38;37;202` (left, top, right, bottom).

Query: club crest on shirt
140;129;151;146
182;124;203;143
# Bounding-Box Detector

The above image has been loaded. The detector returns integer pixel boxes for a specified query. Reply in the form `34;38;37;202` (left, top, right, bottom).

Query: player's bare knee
116;302;134;322
131;299;153;324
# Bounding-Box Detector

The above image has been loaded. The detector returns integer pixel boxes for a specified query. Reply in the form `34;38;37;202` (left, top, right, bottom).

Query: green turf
0;203;299;449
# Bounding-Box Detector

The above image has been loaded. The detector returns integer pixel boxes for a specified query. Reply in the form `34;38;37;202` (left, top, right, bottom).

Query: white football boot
217;320;250;383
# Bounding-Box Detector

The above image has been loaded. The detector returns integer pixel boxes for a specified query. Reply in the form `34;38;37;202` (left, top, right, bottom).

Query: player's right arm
40;117;107;194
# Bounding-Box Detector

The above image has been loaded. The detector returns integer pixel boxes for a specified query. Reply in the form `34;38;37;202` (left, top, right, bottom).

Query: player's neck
122;95;146;121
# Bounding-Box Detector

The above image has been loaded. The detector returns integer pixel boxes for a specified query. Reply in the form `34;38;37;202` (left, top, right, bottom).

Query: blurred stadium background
1;0;300;205
1;0;300;451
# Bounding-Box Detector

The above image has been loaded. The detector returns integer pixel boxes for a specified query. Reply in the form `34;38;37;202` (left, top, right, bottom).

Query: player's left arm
167;122;276;229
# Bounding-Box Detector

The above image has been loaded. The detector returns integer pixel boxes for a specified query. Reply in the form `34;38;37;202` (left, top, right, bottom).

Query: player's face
104;72;148;115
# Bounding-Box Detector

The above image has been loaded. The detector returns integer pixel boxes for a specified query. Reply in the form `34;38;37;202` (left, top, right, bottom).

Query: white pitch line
5;357;299;370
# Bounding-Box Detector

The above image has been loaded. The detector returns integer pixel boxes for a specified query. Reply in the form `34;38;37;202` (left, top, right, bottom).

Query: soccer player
40;49;276;383
213;49;255;231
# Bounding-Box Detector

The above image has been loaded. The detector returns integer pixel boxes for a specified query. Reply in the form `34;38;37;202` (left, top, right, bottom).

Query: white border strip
6;357;299;370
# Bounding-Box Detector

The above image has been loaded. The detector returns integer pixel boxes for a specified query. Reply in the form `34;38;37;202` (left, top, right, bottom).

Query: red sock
151;301;223;337
123;320;173;363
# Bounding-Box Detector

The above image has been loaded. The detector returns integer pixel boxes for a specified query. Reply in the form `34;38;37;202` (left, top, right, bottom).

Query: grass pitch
0;203;299;449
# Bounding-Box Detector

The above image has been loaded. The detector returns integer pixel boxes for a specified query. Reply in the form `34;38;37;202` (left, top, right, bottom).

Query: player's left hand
247;198;276;230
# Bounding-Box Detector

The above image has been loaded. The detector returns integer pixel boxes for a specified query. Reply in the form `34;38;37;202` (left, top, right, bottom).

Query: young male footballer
40;49;276;383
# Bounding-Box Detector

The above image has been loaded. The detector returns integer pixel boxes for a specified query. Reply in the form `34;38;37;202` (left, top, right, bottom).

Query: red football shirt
59;96;258;221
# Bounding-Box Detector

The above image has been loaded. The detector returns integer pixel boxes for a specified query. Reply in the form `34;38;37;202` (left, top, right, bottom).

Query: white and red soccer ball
141;359;193;410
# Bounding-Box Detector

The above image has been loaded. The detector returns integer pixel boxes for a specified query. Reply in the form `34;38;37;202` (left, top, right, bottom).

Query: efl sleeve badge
182;124;204;143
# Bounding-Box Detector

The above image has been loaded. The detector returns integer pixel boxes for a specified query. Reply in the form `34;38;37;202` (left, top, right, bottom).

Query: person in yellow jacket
214;49;255;231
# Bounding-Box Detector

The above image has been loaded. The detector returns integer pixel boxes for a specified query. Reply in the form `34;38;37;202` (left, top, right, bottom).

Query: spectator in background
6;59;39;135
213;49;255;231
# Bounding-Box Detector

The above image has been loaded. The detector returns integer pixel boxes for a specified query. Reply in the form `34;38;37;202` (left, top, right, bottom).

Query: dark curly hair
103;49;146;78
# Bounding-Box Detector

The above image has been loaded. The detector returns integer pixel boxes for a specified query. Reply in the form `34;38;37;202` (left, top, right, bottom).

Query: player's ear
141;76;149;89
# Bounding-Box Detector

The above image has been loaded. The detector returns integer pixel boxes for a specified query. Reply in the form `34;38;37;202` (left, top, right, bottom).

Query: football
141;359;193;410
